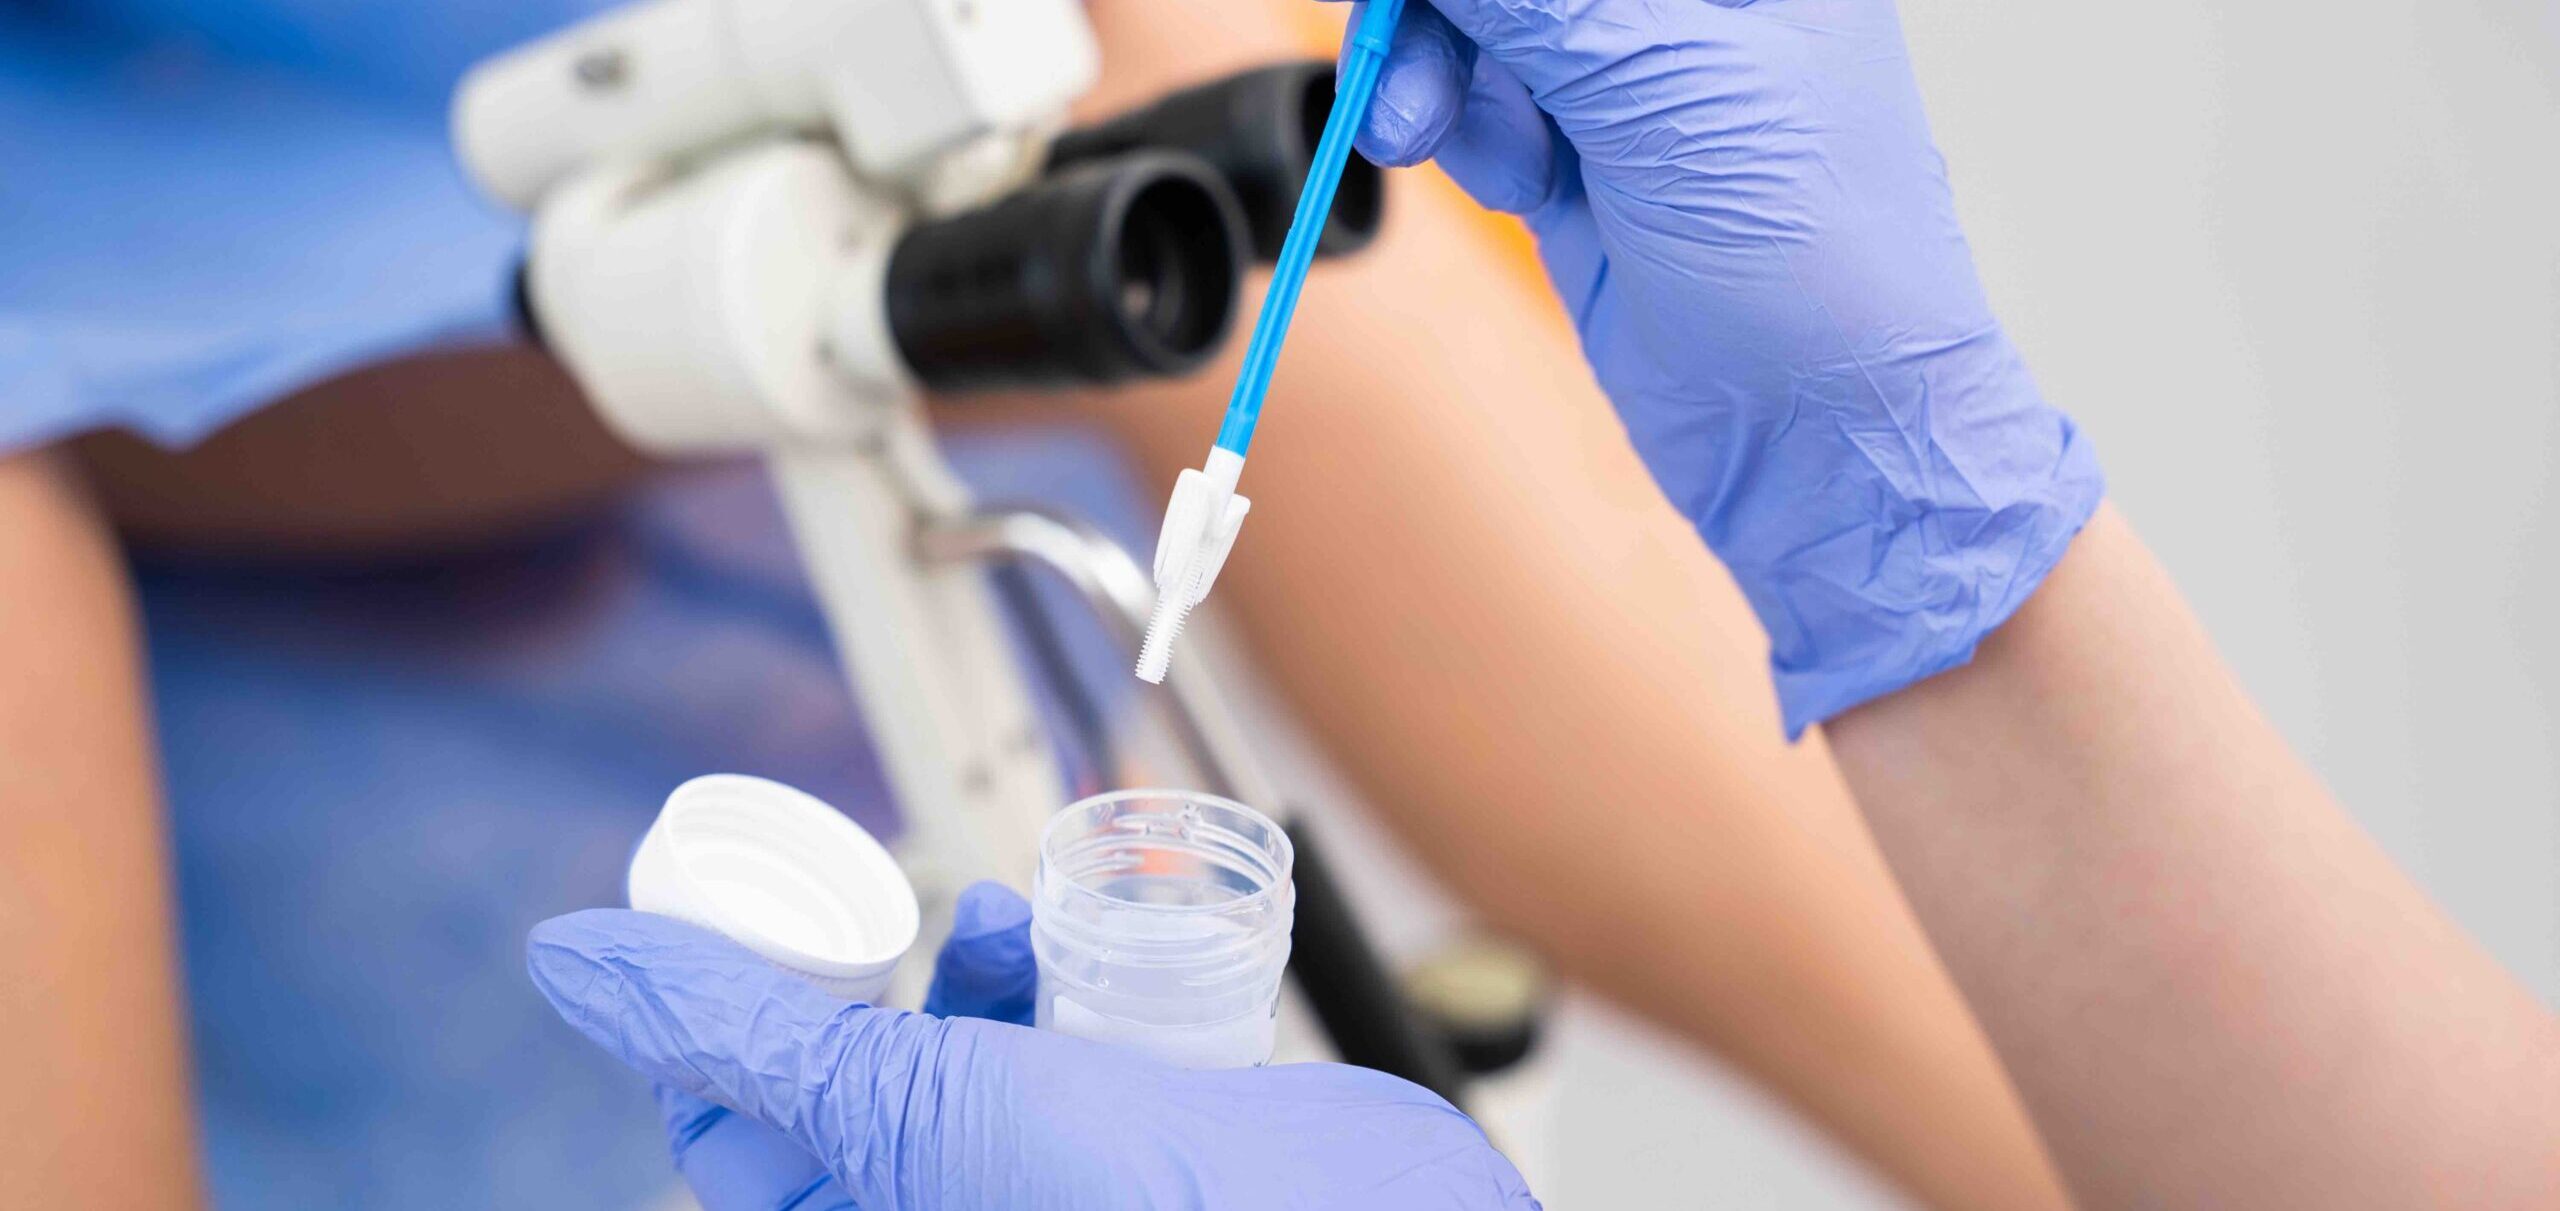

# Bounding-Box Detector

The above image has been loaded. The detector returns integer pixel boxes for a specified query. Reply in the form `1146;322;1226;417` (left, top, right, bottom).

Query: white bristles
1137;448;1251;686
1134;593;1192;684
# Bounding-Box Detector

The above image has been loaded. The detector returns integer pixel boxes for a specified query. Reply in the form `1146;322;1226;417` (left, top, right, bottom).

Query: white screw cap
628;774;919;1003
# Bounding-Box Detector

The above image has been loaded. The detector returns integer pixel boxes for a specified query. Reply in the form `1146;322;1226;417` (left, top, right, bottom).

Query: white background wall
1540;5;2557;1205
1912;0;2557;1001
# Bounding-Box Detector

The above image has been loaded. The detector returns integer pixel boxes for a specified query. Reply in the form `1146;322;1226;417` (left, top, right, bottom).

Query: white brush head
1134;595;1190;685
1136;449;1250;684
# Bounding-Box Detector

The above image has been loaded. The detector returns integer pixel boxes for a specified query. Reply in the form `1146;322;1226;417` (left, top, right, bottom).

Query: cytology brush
1135;0;1407;684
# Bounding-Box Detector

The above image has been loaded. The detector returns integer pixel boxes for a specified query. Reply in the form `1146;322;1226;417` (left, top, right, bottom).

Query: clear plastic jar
1032;789;1295;1069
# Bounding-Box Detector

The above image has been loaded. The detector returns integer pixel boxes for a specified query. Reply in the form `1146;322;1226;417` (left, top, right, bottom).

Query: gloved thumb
921;880;1036;1025
1347;0;1475;168
655;1084;853;1211
528;908;959;1181
1407;0;1744;107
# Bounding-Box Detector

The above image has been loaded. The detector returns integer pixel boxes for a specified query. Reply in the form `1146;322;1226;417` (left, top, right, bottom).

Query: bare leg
74;346;645;560
1829;507;2559;1209
0;449;201;1209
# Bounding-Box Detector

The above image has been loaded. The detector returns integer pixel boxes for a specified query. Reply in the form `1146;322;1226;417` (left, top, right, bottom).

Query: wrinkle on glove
624;882;1036;1211
529;891;1542;1211
1332;0;2103;735
657;1085;852;1211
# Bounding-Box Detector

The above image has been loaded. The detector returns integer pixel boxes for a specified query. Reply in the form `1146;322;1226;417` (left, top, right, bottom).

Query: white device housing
465;0;1108;1001
524;146;901;450
523;140;1069;972
454;0;1098;209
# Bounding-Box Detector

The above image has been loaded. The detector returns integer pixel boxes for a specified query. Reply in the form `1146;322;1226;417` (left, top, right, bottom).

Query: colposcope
451;0;1519;1091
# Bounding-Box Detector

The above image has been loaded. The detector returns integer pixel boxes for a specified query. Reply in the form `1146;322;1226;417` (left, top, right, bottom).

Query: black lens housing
1048;61;1384;262
886;152;1249;393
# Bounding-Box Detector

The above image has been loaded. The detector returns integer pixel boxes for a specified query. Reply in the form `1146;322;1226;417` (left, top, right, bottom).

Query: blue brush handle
1212;0;1407;456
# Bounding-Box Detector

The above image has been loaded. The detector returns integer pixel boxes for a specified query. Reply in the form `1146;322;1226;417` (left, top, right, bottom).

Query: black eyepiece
1048;61;1384;262
885;152;1248;392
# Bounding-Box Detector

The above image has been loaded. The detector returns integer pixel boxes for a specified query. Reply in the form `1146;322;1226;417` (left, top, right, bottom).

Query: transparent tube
1032;789;1294;1069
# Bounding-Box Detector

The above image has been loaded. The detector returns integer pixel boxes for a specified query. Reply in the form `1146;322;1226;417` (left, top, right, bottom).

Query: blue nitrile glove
633;882;1044;1211
528;882;1541;1211
1342;0;2105;735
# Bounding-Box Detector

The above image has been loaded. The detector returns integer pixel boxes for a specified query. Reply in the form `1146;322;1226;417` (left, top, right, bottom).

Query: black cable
1285;815;1472;1107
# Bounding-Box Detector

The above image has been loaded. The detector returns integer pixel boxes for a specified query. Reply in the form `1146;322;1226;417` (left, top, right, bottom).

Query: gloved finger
922;880;1036;1025
655;1085;854;1211
1524;152;1610;337
1346;0;1474;168
1428;53;1560;215
528;909;924;1166
1410;0;1741;100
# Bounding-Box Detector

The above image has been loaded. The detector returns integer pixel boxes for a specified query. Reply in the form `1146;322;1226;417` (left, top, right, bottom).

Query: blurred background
1527;4;2558;1201
1;0;2551;1208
